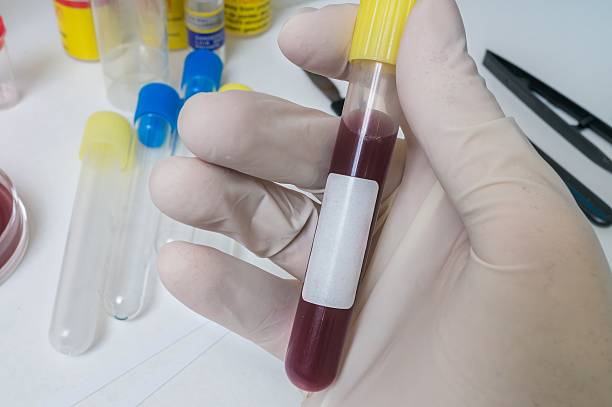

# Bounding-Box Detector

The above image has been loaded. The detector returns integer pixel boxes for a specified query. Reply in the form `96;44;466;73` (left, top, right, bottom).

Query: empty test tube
104;83;181;321
49;112;133;355
218;82;251;258
155;49;222;251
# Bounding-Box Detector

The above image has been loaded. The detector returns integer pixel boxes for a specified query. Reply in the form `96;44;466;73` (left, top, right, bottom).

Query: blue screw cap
134;83;181;148
181;49;223;99
134;83;181;131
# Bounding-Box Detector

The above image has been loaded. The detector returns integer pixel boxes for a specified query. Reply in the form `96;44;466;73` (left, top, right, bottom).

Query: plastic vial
285;0;415;392
0;169;28;285
103;83;181;321
154;139;196;251
53;0;99;61
225;0;271;37
155;50;222;251
91;0;169;111
218;82;251;258
49;112;133;355
0;16;19;109
167;0;188;51
185;0;225;61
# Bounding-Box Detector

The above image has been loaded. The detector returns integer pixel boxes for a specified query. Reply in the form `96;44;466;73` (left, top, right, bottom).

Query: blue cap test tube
181;49;223;99
155;50;223;251
103;83;181;321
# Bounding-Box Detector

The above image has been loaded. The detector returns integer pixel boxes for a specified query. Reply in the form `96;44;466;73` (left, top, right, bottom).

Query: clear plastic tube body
155;67;221;251
285;60;400;391
0;30;19;109
49;152;127;355
91;0;169;111
185;0;225;61
155;139;195;251
103;114;173;320
182;74;217;99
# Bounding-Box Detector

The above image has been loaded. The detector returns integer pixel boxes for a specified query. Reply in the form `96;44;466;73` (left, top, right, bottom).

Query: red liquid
0;183;11;233
285;110;398;391
0;183;22;269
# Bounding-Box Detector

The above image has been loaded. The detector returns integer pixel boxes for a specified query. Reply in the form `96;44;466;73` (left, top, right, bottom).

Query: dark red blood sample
0;183;22;268
285;110;398;391
0;183;11;233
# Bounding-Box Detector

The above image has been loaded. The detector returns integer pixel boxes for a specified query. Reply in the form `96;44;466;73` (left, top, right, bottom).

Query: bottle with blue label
185;0;225;61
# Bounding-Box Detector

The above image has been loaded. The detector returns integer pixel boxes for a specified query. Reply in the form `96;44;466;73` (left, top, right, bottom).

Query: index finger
178;90;339;190
278;4;358;80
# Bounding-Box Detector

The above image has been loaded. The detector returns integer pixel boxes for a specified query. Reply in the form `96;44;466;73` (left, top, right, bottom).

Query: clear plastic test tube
49;112;133;355
104;83;181;320
91;0;169;111
155;49;222;251
285;0;415;392
0;15;19;109
216;83;251;258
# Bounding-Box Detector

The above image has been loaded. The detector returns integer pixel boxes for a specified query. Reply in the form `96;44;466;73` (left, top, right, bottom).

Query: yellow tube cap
219;83;252;92
349;0;417;65
79;112;134;169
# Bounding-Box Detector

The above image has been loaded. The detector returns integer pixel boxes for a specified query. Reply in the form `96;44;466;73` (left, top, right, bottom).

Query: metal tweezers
483;50;612;227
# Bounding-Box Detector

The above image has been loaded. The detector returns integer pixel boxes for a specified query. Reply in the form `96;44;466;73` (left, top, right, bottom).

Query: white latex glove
150;0;612;405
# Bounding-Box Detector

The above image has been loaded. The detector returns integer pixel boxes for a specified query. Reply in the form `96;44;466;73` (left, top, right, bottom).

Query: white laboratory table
0;0;610;406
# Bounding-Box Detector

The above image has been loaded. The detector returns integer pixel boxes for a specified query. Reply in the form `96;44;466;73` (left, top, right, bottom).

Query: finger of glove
150;156;317;278
157;241;300;359
278;4;357;80
179;90;337;190
396;0;578;264
178;90;407;195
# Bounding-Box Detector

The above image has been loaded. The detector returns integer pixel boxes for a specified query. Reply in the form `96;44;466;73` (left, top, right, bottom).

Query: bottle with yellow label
167;0;188;50
53;0;98;61
185;0;225;60
225;0;270;37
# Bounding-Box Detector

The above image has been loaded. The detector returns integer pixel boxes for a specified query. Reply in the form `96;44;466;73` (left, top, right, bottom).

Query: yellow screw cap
219;83;252;92
349;0;416;65
80;112;134;169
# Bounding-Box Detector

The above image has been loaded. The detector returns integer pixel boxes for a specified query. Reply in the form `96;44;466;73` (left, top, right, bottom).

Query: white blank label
302;173;379;309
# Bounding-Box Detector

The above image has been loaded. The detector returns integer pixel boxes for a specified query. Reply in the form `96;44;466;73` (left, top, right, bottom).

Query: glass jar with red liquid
0;170;28;284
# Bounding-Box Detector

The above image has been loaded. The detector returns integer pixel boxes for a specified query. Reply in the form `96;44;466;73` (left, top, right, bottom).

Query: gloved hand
150;0;612;405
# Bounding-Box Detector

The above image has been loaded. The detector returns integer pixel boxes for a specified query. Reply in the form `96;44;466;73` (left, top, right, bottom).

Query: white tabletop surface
0;0;610;406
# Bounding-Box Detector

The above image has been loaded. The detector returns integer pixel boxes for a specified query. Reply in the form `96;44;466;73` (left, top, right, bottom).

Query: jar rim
0;169;29;285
